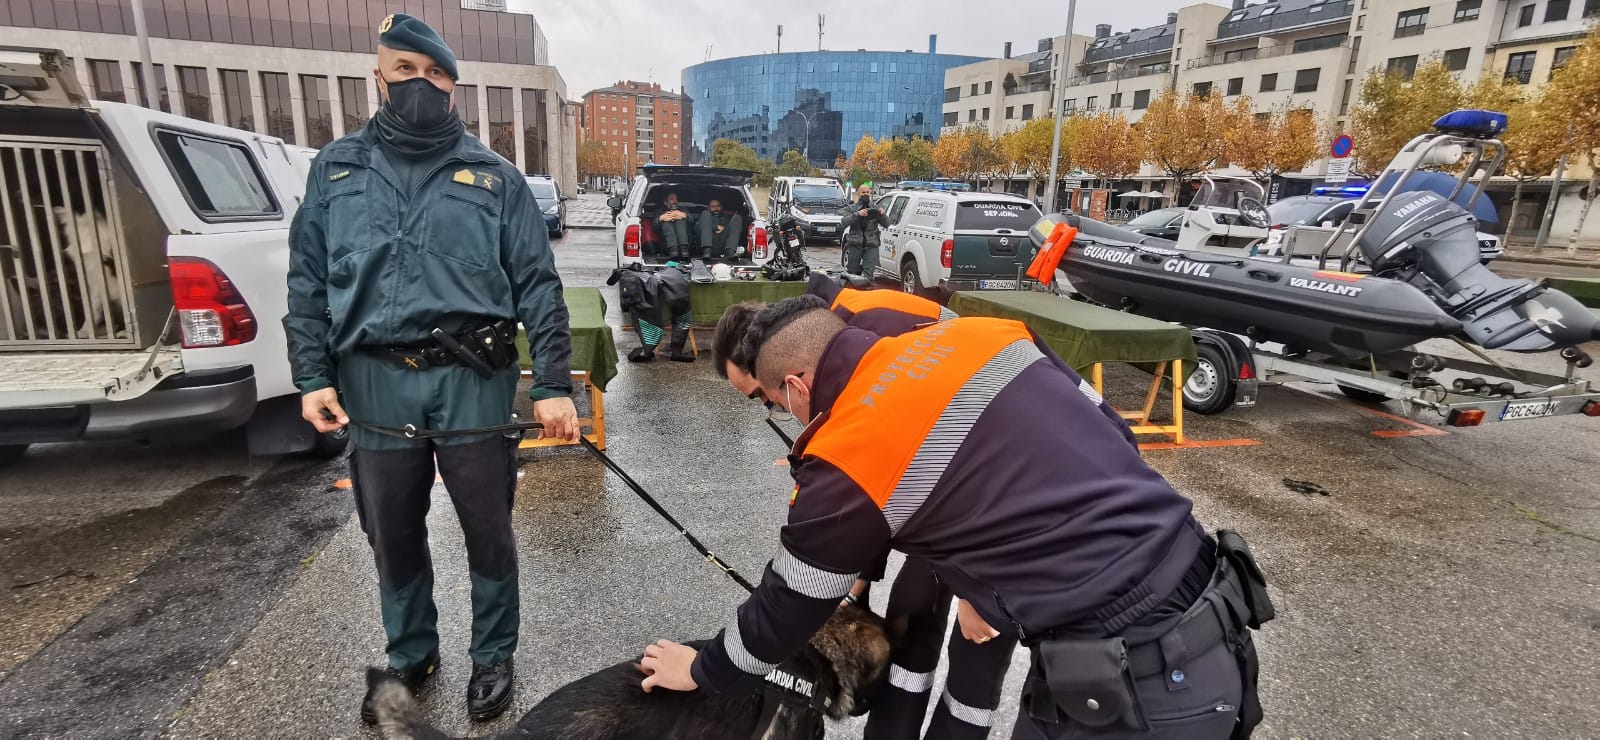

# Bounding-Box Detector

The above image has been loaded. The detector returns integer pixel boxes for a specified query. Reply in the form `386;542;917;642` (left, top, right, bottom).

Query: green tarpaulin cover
1547;277;1600;309
948;291;1197;374
689;279;810;325
518;287;618;392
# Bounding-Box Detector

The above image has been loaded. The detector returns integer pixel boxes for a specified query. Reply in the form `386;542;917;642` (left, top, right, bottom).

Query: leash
350;419;759;594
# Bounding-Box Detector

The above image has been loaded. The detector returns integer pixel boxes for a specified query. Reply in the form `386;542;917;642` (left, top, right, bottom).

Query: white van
769;176;848;243
0;49;343;467
874;189;1042;296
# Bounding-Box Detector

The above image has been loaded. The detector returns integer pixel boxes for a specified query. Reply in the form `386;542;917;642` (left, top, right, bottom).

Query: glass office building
683;50;985;168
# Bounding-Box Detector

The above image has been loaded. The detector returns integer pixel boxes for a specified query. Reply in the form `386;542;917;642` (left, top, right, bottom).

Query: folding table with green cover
948;290;1198;443
688;279;810;325
516;286;617;449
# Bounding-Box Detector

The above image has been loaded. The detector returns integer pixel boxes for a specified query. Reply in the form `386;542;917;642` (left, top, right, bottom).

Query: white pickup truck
0;48;342;467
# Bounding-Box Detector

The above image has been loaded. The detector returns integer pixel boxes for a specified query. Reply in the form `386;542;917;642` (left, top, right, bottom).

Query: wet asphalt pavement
1;215;1598;738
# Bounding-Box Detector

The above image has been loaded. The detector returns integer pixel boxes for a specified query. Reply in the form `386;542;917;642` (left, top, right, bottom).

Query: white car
769;176;848;243
608;165;772;268
0;49;341;467
872;189;1042;296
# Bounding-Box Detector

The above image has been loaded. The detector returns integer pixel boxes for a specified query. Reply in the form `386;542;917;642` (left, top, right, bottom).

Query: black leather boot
360;649;440;725
468;658;515;721
628;346;656;363
667;328;695;363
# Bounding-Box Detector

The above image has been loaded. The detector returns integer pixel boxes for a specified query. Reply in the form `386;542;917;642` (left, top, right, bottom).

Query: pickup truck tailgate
0;347;183;408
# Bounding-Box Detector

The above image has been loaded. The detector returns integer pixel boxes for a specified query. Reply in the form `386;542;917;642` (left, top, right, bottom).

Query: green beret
377;13;459;81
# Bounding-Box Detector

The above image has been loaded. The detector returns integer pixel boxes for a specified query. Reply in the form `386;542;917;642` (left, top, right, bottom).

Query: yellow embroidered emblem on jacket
329;170;350;181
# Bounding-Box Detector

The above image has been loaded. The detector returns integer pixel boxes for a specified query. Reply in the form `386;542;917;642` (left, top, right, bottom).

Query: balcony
1026;57;1054;75
1081;33;1175;65
1005;81;1053;96
1065;62;1172;87
1186;36;1349;70
1215;1;1354;41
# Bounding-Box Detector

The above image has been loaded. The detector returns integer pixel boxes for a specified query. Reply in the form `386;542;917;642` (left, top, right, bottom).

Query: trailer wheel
0;444;28;469
1183;343;1237;415
1337;385;1391;404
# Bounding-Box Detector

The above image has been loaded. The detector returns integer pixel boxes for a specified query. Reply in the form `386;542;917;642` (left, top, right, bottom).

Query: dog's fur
367;604;894;740
52;207;125;339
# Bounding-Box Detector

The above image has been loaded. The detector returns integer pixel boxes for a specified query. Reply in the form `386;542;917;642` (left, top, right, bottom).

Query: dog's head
805;603;895;719
363;667;425;740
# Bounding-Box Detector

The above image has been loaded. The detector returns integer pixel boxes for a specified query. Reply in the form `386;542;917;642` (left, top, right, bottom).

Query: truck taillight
940;239;953;269
753;225;768;259
623;224;640;258
169;257;256;348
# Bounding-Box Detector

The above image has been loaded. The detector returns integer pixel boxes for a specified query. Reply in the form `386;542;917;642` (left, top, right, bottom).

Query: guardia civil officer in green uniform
284;13;580;724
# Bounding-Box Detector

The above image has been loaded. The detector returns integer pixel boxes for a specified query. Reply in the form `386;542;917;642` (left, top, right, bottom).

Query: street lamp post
1045;0;1078;214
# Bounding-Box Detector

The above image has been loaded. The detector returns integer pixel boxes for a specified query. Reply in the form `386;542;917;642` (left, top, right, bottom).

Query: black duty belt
362;319;518;378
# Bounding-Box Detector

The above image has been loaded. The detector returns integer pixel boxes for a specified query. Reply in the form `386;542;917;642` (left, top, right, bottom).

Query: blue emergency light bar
1311;184;1371;197
1433;109;1508;139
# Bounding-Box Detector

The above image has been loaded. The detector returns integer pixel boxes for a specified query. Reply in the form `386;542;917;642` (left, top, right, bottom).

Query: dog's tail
365;667;431;739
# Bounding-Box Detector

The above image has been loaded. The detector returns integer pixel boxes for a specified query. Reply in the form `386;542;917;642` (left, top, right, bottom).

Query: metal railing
1;138;135;349
1215;1;1354;41
1186;37;1349;70
1006;82;1053;96
1065;63;1173;87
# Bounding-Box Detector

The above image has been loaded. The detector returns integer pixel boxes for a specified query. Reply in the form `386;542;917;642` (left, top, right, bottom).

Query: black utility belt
365;319;518;379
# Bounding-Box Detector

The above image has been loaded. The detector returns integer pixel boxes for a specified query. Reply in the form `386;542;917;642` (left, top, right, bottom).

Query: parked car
1122;207;1187;240
872;189;1042;297
0;49;343;468
524;175;567;239
768;176;848;243
607;165;771;268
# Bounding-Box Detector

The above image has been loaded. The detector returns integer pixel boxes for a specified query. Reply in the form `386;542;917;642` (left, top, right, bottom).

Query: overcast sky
511;0;1203;98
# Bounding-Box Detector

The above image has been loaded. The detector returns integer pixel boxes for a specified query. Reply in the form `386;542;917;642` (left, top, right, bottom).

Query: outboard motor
1358;192;1600;351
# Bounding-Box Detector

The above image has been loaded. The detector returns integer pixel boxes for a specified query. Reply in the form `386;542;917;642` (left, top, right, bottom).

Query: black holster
435;319;517;379
1024;637;1149;732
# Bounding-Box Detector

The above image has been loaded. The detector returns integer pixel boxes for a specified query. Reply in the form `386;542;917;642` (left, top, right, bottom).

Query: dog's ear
365;666;391;688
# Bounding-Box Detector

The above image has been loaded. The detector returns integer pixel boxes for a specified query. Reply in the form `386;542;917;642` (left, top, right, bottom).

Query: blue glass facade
683;50;986;168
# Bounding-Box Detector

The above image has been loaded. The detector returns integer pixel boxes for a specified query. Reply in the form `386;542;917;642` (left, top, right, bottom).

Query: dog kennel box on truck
0;48;344;466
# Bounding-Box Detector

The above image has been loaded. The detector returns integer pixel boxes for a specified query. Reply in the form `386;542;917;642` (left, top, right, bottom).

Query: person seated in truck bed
696;197;744;261
653;191;694;262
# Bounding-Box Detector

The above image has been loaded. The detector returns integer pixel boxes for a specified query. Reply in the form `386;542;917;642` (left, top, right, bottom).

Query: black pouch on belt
1216;529;1274;628
1024;637;1148;731
469;323;516;369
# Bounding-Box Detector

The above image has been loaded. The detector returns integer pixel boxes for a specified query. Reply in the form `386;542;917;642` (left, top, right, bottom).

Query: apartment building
581;81;688;167
943;37;1069;136
2;0;578;193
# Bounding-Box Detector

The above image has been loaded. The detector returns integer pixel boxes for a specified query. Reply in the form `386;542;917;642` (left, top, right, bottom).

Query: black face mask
382;77;454;130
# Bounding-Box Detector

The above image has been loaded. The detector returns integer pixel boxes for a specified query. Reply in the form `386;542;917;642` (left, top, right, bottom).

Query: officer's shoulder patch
329;170;351;181
452;168;501;194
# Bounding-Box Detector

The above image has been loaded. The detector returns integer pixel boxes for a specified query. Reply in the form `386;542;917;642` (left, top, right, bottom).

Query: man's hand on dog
639;640;699;693
956;599;1000;644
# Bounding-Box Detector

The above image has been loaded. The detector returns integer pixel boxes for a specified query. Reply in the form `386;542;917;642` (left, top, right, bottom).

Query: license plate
817;227;835;234
979;280;1018;290
1500;399;1556;421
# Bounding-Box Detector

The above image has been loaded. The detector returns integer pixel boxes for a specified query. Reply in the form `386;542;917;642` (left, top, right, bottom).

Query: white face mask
786;382;796;421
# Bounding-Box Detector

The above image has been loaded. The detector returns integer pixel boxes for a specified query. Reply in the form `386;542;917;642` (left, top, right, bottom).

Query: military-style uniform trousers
339;351;522;673
865;557;1019;740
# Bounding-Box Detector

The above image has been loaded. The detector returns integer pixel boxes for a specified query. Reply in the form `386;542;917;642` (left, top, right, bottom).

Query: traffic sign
1331;134;1354;159
1326;157;1351;183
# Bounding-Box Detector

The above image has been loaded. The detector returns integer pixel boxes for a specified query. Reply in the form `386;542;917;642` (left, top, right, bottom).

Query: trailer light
1238;360;1255;381
1447;408;1486;427
1583;401;1600;417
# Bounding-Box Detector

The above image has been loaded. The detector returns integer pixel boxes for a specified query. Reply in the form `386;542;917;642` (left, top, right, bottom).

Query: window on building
87;60;126;103
1443;47;1472;71
1293;33;1348;53
1517;4;1535;25
336;83;373;138
870;62;879;73
1227;77;1244;96
1395;7;1428;37
1387;55;1419;80
1086;96;1098;110
1587;0;1600;18
1454;0;1482;22
1110;92;1123;108
1022;103;1035;119
1193;81;1213;97
1261;73;1278;92
1340;78;1354;115
1294;68;1320;93
132;62;170;113
890;62;898;72
945;86;960;103
154;130;279;220
174;66;211;123
260;73;293;143
218;70;252;131
1006;106;1016;119
1505;51;1537;83
944;111;958;126
458;84;481;133
301;76;332;147
1064;98;1076;112
984;81;993;94
1357;14;1366;30
1552;45;1578;77
968;109;977;121
982;107;991;119
1133;89;1151;109
487;87;515;162
523;89;548;175
1223;48;1253;63
1547;0;1572;20
970;83;979;96
1349;36;1363;73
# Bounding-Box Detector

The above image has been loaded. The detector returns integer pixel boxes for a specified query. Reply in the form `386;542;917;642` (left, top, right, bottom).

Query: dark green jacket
284;126;573;401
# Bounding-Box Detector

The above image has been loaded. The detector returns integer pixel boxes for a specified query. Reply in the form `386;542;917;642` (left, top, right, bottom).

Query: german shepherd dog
367;604;893;740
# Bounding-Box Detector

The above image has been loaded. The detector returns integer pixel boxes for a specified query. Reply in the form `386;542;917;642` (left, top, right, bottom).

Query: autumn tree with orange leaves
1074;112;1145;186
1140;90;1233;184
1227;101;1322;183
